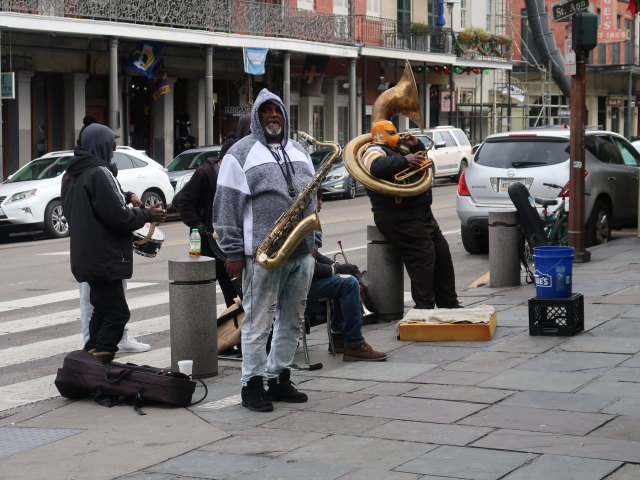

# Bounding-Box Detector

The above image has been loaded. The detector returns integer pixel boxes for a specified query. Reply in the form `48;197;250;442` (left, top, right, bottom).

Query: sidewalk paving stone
458;404;614;435
590;317;640;337
389;344;483;365
442;351;534;373
402;384;514;404
230;459;354;480
264;410;389;435
600;366;640;382
589;415;640;442
484;332;567;354
472;429;640;463
365;419;492;446
331;468;420;480
336;395;486;423
395;445;536;480
280;433;436;470
144;450;272;479
514;350;629;373
358;382;420;396
478;369;598;392
559;336;640;354
499;390;616;413
577;379;640;397
602;397;640;415
316;362;437;382
606;464;640;479
410;368;495;386
500;454;621;479
620;355;640;367
297;377;378;393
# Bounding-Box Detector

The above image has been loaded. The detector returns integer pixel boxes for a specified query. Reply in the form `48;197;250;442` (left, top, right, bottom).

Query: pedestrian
219;132;237;159
363;120;461;309
213;89;317;412
75;115;150;353
310;249;388;361
61;123;167;363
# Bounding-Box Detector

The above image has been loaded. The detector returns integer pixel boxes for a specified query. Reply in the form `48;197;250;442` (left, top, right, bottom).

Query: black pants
85;279;130;353
374;208;458;309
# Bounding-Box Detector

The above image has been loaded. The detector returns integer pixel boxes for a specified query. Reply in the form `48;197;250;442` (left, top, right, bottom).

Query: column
349;58;357;138
283;51;291;115
205;46;214;145
109;38;119;132
14;71;34;168
325;78;338;141
64;73;89;148
154;77;177;166
187;78;205;147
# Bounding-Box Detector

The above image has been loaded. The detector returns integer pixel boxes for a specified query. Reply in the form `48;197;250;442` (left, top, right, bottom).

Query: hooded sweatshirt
61;123;151;282
213;89;318;261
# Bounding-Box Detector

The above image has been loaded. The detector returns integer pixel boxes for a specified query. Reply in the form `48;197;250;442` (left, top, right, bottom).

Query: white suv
456;128;640;253
408;126;473;182
0;147;174;239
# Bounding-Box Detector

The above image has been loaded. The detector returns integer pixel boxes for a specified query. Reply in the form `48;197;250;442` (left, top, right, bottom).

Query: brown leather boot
343;342;388;362
91;351;115;364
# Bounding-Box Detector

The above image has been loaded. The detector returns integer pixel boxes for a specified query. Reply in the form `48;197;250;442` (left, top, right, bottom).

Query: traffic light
572;12;597;52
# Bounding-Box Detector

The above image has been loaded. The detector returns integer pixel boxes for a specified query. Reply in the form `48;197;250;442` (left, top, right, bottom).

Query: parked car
456;129;640;253
165;145;222;192
311;149;366;199
407;126;473;182
0;147;174;239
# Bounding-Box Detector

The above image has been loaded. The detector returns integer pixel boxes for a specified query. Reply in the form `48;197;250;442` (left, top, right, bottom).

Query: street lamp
444;0;459;126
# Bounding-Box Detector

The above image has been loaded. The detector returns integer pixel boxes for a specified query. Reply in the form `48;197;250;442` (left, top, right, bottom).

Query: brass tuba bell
343;60;433;197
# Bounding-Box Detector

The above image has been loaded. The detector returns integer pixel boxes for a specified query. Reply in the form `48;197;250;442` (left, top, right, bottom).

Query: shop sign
606;98;624;107
1;72;15;99
224;106;252;117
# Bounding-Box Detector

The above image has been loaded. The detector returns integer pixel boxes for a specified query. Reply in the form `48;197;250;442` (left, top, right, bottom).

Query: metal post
361;56;366;135
488;211;520;287
349;58;357;139
168;257;218;377
205;46;214;145
569;52;590;263
109;38;118;131
625;70;632;139
366;225;404;321
283;51;291;115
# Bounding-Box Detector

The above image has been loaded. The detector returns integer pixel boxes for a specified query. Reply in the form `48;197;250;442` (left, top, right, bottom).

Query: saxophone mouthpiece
298;131;315;145
337;240;343;249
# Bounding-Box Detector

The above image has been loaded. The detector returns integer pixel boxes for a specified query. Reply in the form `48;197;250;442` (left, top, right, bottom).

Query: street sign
552;0;589;22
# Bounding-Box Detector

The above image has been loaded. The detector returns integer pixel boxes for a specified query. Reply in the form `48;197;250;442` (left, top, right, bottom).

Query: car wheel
586;199;611;246
141;191;165;210
452;160;468;183
343;177;356;199
44;200;69;238
460;224;488;254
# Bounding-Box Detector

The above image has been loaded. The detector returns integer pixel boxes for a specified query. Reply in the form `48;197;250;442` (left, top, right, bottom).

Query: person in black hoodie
363;120;461;310
61;123;166;363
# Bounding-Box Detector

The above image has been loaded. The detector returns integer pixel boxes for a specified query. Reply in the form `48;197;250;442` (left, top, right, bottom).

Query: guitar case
507;182;552;250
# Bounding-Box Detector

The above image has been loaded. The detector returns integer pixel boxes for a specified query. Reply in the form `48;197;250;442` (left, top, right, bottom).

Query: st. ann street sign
552;0;589;22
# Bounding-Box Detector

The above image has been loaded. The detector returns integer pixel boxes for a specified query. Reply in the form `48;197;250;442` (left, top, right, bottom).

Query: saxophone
255;132;342;270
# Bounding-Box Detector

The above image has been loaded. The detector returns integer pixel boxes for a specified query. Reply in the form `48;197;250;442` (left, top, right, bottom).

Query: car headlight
8;189;37;203
330;172;346;181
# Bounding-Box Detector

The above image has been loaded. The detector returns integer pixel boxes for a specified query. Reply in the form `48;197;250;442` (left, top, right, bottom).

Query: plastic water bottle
189;228;201;257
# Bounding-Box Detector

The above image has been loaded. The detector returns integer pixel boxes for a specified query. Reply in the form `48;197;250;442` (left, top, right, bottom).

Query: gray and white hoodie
213;88;318;261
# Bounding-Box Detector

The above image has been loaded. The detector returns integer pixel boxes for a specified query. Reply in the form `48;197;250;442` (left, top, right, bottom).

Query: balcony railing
1;0;508;59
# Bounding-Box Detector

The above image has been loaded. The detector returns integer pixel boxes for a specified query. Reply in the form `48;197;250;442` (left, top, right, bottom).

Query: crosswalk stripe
0;292;169;335
0;282;156;312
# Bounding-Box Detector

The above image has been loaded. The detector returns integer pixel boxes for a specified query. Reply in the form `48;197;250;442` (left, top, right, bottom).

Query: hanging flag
243;48;269;75
300;55;329;97
629;0;638;15
125;42;164;78
150;66;170;101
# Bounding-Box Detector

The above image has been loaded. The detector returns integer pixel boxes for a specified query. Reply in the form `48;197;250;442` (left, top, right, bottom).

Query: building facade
0;0;511;179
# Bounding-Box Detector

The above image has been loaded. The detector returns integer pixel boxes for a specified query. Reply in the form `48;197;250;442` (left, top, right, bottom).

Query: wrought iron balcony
1;0;505;59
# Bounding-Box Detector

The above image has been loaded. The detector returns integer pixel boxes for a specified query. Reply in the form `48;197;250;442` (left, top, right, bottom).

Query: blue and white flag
125;42;164;78
243;47;268;75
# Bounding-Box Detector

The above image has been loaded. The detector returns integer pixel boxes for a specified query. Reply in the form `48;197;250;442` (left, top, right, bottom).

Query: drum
133;223;165;258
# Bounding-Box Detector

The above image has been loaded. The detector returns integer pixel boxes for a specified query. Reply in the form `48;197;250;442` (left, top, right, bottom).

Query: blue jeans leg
240;254;314;385
314;274;364;347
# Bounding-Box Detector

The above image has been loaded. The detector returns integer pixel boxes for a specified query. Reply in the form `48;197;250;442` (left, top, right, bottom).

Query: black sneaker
267;369;308;403
241;376;274;412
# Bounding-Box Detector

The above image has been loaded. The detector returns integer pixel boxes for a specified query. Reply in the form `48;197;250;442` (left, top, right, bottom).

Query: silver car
312;149;365;199
457;129;640;253
165;146;221;192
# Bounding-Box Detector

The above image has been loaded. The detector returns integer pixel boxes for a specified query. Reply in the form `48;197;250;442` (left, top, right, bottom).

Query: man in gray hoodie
214;89;317;412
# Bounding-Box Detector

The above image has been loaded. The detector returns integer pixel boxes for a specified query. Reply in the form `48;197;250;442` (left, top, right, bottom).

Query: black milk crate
528;293;584;336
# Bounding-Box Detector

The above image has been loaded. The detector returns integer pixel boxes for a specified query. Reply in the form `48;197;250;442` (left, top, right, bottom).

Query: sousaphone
343;60;433;197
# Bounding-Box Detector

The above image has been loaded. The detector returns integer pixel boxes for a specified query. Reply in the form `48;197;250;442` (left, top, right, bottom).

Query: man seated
310;250;387;362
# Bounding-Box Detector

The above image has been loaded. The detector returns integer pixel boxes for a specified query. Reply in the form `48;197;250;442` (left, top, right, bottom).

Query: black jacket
61;125;151;282
366;141;432;213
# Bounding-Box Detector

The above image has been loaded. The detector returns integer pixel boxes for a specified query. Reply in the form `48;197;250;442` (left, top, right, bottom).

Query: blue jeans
240;254;314;385
314;274;365;347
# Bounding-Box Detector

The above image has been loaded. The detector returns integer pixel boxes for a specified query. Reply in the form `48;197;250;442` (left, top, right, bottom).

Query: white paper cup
177;360;193;376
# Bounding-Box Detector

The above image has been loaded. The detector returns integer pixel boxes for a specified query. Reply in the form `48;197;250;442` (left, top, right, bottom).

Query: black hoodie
61;124;151;282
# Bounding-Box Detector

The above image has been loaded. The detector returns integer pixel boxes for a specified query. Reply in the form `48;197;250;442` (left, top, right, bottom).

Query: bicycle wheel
549;217;569;246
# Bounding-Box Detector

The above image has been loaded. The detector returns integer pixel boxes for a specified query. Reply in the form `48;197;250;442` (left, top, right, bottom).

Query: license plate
499;178;525;192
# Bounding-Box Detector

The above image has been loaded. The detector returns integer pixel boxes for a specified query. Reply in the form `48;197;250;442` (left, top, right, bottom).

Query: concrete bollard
168;256;218;377
488;210;521;287
366;224;404;321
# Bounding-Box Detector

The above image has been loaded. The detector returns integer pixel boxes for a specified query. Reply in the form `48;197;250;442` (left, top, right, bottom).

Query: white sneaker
117;335;151;353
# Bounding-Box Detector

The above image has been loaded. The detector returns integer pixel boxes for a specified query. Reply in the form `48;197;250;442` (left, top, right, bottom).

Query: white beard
265;124;283;136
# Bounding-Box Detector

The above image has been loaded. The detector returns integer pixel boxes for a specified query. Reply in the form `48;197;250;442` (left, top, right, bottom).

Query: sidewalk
1;236;639;480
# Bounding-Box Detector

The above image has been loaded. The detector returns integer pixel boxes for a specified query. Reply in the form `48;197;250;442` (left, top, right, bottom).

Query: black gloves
334;263;359;277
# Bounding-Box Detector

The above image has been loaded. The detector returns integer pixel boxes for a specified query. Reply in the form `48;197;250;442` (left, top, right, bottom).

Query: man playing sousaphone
362;120;462;310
